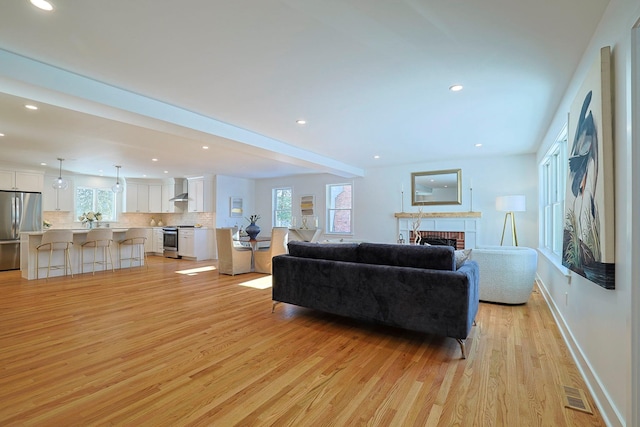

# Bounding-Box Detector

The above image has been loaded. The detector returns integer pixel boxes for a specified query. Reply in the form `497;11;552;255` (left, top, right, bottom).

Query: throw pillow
455;249;472;269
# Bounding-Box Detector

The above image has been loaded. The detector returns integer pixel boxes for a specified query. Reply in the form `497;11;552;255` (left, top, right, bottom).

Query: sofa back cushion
287;241;359;262
357;243;455;271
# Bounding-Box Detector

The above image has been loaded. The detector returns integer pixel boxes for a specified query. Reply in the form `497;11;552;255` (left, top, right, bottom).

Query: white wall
215;175;255;229
255;153;537;247
535;1;639;425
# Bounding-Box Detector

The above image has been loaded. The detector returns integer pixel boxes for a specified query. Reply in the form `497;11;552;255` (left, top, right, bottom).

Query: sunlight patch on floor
239;276;272;289
175;265;217;276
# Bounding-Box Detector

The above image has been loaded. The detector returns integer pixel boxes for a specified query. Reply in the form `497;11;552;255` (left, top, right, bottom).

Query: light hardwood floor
0;256;605;426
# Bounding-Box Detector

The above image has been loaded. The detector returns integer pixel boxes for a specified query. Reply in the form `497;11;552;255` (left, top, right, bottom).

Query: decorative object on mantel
411;208;424;244
394;212;481;218
496;195;525;246
469;178;473;212
397;233;405;244
245;214;261;240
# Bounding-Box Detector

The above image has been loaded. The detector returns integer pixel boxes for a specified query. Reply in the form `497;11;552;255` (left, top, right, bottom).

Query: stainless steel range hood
169;178;188;202
170;192;189;202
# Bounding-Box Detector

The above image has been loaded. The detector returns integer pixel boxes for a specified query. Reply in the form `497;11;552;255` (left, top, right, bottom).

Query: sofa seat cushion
357;243;455;271
287;241;359;262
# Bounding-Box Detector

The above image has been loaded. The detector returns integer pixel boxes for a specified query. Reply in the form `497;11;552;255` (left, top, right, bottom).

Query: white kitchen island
20;228;134;280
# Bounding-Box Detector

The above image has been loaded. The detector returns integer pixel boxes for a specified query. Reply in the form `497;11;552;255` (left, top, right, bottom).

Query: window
272;187;292;227
326;183;352;234
540;127;567;256
76;187;116;221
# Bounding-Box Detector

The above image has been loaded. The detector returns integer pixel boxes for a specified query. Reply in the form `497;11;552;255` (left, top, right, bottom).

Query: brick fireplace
395;212;481;249
410;231;466;250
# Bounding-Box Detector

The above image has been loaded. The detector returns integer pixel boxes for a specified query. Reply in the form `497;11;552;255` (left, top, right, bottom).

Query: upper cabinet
42;174;74;211
187;176;215;213
0;170;44;192
124;182;150;213
188;178;204;212
161;183;176;213
148;184;162;213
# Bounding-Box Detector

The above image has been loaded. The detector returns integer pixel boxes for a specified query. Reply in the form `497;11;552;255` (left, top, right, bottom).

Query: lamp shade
496;195;526;212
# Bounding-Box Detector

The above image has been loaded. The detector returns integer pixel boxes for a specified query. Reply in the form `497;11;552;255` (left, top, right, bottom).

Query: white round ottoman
470;246;538;304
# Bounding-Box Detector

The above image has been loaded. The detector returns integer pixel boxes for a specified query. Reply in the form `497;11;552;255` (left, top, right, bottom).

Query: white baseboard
535;274;623;427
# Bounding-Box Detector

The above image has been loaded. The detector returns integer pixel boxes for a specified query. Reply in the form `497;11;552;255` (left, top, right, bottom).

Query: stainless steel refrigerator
0;190;42;271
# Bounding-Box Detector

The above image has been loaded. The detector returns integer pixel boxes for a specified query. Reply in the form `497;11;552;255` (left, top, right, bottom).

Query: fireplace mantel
394;212;481;219
395;212;482;249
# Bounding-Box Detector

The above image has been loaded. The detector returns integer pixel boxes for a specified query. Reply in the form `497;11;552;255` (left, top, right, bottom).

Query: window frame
539;126;567;257
75;186;117;222
272;186;292;227
326;182;353;235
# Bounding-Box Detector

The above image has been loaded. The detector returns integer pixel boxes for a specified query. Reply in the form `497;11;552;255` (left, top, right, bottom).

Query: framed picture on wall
230;197;243;217
300;195;314;216
562;46;615;290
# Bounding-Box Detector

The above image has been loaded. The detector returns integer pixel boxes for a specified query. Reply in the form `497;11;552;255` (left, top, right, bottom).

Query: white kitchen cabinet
42;174;74;211
178;228;209;260
148;184;162;213
0;170;44;192
187;178;204;213
125;183;150;213
161;184;176;213
152;228;164;255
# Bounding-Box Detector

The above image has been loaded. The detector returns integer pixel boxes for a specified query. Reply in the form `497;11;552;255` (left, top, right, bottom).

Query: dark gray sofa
272;241;479;358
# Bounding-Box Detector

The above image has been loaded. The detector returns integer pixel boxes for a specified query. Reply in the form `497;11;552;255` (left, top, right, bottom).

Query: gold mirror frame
411;169;462;206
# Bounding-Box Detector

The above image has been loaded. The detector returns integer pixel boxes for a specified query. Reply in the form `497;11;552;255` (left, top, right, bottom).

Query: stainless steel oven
162;226;179;258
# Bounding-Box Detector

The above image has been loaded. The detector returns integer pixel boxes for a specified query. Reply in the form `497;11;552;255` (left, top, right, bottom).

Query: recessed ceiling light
163;170;169;174
142;174;147;177
25;104;38;110
152;158;158;162
296;119;307;125
373;155;380;159
30;0;54;11
449;84;463;92
475;143;483;147
0;133;5;137
40;162;47;166
202;146;209;149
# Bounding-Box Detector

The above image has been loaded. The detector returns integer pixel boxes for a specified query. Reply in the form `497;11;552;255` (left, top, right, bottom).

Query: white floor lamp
496;195;526;246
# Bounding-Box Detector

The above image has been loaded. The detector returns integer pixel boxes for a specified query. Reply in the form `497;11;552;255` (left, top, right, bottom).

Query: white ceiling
0;0;610;181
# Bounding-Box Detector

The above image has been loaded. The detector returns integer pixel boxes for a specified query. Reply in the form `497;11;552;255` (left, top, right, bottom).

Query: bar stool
81;228;114;275
35;229;74;279
118;228;148;269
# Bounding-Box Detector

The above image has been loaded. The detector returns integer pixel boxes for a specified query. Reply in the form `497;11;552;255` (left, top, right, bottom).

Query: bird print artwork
562;46;615;290
562;90;613;288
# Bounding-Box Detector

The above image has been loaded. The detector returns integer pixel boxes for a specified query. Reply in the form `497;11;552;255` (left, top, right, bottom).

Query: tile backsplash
43;211;215;229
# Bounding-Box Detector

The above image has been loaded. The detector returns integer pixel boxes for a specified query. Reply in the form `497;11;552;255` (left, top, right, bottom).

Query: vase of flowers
245;214;261;240
79;211;102;229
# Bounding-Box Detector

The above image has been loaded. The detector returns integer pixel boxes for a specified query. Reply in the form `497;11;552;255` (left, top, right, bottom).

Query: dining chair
118;228;148;269
81;228;114;275
35;229;74;279
216;228;252;275
254;227;288;274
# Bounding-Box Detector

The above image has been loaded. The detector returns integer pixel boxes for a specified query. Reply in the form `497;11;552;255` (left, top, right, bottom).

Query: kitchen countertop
21;228;129;235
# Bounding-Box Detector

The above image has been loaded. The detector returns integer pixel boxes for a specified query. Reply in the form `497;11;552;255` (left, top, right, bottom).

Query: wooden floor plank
0;256;606;426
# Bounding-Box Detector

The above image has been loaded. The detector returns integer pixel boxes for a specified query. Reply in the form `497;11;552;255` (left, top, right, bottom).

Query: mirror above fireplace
411;169;462;206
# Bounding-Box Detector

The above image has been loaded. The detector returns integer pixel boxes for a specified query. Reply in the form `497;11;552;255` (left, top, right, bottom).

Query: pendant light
51;158;68;190
112;165;123;193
